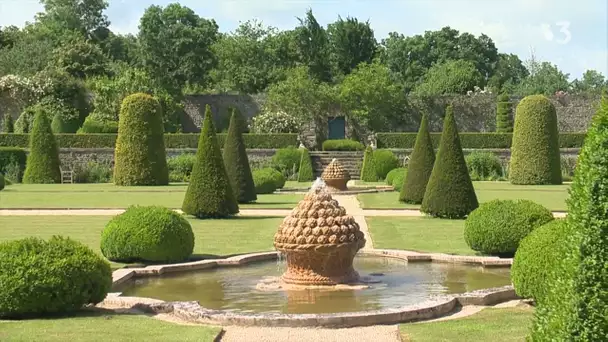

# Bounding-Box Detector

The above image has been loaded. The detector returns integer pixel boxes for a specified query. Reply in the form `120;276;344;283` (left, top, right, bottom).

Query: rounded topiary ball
0;236;112;318
464;199;554;256
253;168;279;194
512;219;568;303
101;206;194;263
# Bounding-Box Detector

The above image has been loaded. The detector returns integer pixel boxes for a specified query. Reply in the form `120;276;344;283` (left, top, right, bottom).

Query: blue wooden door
328;117;346;140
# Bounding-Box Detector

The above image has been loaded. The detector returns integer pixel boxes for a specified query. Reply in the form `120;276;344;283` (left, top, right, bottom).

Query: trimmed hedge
113;93;169;186
22;110;61;184
465;151;503;181
223;109;257;204
0;236;112;318
0;174;4;191
182;105;239;219
400;114;435;204
510;95;562;185
512;219;568;303
298;148;314;182
360;146;378;182
376;132;586;149
464;199;554;256
253;168;281;194
322;139;365;151
272;147;301;174
373;149;400;179
0;133;298;149
421;106;478;219
100;206;195;263
386;167;407;189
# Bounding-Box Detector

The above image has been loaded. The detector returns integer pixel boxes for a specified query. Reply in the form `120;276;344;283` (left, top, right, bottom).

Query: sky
1;0;607;80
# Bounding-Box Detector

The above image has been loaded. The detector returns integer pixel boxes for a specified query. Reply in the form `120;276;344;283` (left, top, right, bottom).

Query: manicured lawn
358;182;570;211
400;307;534;342
0;183;303;209
0;310;220;342
0;216;282;264
366;217;475;255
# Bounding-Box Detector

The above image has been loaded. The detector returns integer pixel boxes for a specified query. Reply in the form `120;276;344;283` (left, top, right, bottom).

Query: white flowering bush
251;111;300;134
0;75;50;109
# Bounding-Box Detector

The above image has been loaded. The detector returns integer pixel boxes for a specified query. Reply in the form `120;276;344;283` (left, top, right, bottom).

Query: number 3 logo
555;21;571;44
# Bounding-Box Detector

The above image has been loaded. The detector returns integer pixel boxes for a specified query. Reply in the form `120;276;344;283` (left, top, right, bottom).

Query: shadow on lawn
0;307;140;322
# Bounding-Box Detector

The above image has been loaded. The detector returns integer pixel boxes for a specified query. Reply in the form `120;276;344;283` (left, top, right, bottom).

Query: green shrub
223;109;257;204
464;199;554;256
0;236;112;318
253;168;280;194
0;173;4;191
182;105;239;218
360;146;378;182
73;161;112;183
113;93;169;186
0;147;26;182
297;148;314;182
385;167;405;186
78;117;119;133
272;146;301;178
531;94;608;340
400;114;435;204
100;206;194;263
421;106;478;219
167;153;196;182
2;113;14;133
0;133;300;149
560;155;577;182
512;219;568;303
465;151;503;181
496;93;513;133
322;139;365;151
375;132;586;149
14;106;36;134
510;95;562;185
373;149;400;179
22;110;61;184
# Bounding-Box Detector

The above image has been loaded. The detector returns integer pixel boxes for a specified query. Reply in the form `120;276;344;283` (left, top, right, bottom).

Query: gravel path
219;325;402;342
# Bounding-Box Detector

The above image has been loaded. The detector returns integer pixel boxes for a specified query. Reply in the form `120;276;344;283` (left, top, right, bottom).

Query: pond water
116;256;511;314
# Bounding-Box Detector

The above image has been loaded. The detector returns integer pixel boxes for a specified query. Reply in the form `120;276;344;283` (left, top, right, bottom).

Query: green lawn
366;217;475;255
0;183;303;209
0;310;221;342
359;182;570;211
401;307;534;342
0;216;281;266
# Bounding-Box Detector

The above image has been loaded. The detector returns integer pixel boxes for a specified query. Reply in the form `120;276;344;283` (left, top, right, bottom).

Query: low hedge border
377;133;586;149
0;133;298;149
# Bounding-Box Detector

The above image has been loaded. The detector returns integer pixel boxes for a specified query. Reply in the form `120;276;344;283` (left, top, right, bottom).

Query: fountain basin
106;250;516;327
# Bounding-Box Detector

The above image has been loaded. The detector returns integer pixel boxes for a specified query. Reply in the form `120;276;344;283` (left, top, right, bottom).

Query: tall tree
327;16;377;76
139;3;219;94
487;53;529;93
295;9;332;83
516;51;570;96
35;0;109;41
413;60;484;95
571;70;607;94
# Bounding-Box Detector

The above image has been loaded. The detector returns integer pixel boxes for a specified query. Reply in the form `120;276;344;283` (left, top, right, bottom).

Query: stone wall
181;94;600;134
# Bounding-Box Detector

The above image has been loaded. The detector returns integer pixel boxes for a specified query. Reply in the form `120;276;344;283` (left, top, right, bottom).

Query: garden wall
182;94;601;133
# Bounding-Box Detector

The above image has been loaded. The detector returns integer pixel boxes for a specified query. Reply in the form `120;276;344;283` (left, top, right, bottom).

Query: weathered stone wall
181;94;600;134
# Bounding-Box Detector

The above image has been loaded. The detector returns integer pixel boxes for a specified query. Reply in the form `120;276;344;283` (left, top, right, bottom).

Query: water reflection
118;256;511;314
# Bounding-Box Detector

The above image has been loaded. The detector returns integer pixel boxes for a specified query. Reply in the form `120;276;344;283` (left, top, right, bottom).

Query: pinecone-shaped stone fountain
321;158;350;192
273;179;366;285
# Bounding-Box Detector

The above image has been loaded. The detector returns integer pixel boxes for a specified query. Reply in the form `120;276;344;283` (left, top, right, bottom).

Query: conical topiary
113;93;169;186
509;95;562;185
182;105;239;218
2;113;14;133
400;114;435;203
530;94;608;340
360;146;378;182
421;105;478;219
297;148;314;182
496;93;513;133
223;108;257;204
22;109;61;184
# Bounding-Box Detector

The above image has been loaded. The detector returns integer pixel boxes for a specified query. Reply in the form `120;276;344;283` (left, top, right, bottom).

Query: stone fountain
321;158;351;192
273;179;366;286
